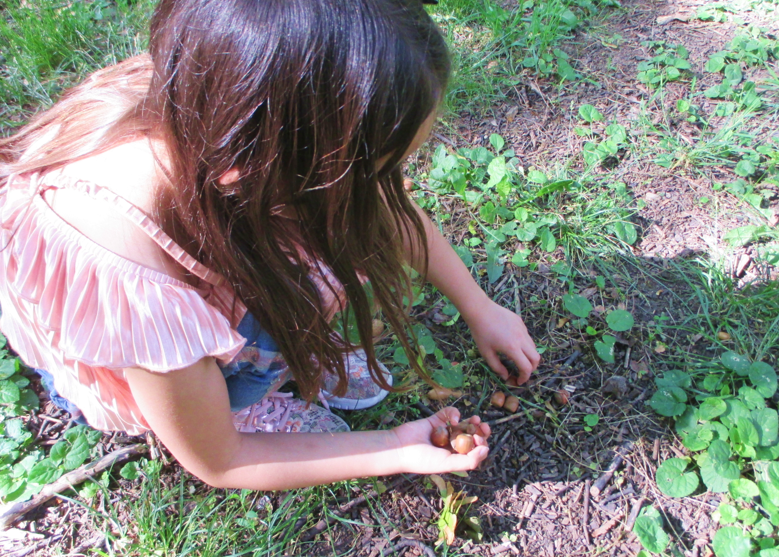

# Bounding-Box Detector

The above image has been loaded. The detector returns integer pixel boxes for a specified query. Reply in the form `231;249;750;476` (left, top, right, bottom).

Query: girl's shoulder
45;139;193;284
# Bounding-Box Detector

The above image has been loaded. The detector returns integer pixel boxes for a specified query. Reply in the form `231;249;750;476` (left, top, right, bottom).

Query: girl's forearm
408;204;490;324
216;429;402;491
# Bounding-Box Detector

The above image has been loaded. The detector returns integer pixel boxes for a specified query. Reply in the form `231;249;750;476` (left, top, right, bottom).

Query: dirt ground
3;0;779;555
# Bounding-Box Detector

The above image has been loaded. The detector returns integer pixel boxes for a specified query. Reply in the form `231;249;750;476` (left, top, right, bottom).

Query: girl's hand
467;300;540;385
391;407;490;474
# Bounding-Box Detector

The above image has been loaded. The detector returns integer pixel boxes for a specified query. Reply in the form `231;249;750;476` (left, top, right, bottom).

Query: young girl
0;0;539;491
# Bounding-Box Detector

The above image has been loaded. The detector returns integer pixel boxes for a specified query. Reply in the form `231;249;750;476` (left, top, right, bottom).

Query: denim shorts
37;312;289;423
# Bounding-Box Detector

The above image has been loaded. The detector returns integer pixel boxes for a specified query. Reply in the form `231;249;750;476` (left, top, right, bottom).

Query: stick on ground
0;444;147;531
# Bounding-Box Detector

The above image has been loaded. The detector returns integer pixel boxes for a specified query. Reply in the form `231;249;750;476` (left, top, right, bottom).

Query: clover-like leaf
594;335;617;364
634;507;669;554
657;369;692;389
716;502;738;524
729;478;759;500
656;458;699;497
578;104;603;123
563;294;592;318
749;362;777;398
720;399;750;428
606;310;634;332
0;359;16;381
752;408;779;447
712;526;751;557
648;386;687;417
736;417;760;447
699;397;727;421
721;351;751;375
0;380;20;404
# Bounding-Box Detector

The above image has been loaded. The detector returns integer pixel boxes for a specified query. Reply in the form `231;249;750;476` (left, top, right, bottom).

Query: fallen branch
591;442;633;497
624;497;647;533
582;480;592;547
592;508;625;538
0;444;147;531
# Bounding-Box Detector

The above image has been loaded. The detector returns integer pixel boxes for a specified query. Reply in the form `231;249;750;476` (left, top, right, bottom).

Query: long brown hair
0;0;450;400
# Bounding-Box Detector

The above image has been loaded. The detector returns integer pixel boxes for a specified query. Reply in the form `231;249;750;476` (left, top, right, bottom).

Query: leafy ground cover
1;0;779;555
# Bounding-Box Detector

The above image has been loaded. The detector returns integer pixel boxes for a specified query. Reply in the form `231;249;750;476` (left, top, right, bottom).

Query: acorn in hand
429;419;479;454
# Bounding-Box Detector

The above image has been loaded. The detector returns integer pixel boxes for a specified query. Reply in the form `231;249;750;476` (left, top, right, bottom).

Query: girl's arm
125;359;489;490
407;203;540;383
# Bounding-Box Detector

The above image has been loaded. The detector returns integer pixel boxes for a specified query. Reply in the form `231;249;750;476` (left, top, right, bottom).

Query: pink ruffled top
0;172;249;434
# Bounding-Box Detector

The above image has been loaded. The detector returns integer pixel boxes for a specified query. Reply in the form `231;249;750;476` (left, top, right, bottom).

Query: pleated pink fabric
0;172;247;434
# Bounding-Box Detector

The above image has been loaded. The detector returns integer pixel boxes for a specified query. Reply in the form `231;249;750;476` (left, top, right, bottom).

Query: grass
1;0;779;554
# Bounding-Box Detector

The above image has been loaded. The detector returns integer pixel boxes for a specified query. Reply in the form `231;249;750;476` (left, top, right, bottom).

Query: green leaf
538;227;556;252
656;458;699;497
486;156;508;190
712;526;751;557
606;310;634;332
735;159;756;177
706;55;726;73
634;508;669;554
0;380;20;404
708;439;733;465
526;170;547;184
716;502;738;524
701;460;741;493
578;104;603;123
489;134;505;153
28;459;60;486
120;461;140;481
722;352;751;375
485;241;505;285
699;397;727;420
725;225;764;247
432;360;464;389
750;362;778;398
563;294;592;318
63;432;92;471
50;439;68;465
721;399;750;428
648;386;687;417
594;335;617;364
739;386;766;410
0;360;16;381
752;408;779;447
682;425;714;451
454;246;474;268
657;370;692;389
611;221;637;245
737;417;760;447
724;63;743;86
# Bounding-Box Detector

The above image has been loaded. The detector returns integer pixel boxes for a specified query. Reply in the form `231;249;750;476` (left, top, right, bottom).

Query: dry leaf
630;360;650;374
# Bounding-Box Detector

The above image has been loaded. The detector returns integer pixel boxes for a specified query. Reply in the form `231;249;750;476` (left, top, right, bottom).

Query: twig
582;480;592;546
563;350;582;368
380;539;437;557
413;402;434;417
592;509;626;538
624;497;647;533
0;444;147;530
591;442;633;496
554;481;578;498
599;486;635;507
486;413;524;426
652;438;660;461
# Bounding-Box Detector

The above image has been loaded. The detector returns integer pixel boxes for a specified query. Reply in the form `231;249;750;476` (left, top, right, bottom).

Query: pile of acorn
430;419;479;454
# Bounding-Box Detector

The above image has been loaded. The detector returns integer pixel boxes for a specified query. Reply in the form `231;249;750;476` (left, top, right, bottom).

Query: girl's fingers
483;351;509;380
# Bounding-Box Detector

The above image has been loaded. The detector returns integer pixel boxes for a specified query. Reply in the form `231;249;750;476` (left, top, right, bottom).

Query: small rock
602;376;629;398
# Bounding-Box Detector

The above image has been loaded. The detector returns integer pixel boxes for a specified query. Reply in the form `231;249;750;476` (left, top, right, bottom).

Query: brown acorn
554;389;570;406
504;395;520;413
452;421;478;436
491;391;506;408
430;425;450;448
451;434;475;454
371;319;385;337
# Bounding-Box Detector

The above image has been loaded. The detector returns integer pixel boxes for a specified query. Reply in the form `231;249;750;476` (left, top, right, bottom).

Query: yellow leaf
430;474;447;496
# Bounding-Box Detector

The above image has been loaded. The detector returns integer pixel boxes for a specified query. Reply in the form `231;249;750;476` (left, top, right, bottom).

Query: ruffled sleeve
0;173;247;433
